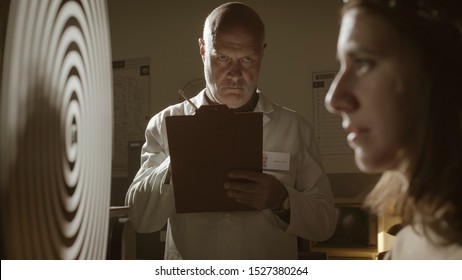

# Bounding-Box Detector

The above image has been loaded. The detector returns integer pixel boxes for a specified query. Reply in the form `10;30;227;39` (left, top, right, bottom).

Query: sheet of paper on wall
166;104;263;213
313;71;353;155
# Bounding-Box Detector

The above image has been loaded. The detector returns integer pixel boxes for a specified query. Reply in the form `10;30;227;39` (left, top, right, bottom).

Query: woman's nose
325;71;359;114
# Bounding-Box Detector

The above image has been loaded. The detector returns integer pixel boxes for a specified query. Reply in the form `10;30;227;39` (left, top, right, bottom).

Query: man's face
200;26;265;109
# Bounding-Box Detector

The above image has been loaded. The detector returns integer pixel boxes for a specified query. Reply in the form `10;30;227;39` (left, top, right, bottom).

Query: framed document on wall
312;71;353;156
112;57;150;176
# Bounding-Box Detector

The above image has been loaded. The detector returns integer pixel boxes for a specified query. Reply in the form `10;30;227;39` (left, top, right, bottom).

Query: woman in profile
325;0;462;259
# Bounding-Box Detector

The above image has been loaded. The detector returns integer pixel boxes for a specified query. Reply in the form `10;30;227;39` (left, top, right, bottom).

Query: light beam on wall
0;0;112;259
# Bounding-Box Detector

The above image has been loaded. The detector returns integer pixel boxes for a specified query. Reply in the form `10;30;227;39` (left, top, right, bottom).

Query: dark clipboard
165;104;262;213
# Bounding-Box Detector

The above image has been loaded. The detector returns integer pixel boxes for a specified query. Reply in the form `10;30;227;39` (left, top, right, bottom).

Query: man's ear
262;42;267;57
198;38;205;61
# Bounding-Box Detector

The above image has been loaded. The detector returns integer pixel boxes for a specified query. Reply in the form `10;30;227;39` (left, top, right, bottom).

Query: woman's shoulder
390;224;462;259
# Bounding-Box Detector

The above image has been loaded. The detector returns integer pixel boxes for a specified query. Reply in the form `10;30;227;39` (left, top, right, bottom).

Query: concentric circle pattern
1;0;112;259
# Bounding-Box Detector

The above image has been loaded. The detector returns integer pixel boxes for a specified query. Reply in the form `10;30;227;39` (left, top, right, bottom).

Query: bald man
126;2;336;259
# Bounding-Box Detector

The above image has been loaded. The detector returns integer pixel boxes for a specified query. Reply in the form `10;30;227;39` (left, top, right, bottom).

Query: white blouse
389;224;462;259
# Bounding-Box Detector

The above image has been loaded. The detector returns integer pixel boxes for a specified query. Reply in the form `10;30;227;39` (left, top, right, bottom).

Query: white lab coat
125;90;336;259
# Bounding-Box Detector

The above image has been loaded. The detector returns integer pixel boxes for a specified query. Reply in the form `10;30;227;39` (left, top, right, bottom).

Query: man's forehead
211;27;263;49
213;40;260;51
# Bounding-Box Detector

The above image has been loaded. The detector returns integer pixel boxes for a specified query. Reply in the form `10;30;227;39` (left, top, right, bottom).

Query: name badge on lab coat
263;151;290;171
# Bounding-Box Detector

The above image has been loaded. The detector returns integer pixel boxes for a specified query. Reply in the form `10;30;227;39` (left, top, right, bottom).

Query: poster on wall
312;71;353;155
112;57;150;176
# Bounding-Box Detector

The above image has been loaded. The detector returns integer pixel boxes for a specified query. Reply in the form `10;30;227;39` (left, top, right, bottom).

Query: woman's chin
354;150;380;174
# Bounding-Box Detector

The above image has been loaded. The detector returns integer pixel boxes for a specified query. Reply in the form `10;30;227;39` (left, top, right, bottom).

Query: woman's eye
355;59;374;75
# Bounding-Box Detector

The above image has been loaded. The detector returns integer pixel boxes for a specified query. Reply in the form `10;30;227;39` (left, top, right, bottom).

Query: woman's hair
341;0;462;245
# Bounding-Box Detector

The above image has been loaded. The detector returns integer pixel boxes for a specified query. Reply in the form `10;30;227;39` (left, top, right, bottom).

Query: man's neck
204;91;259;112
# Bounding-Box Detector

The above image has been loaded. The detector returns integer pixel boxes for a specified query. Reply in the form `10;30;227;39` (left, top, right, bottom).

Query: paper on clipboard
165;104;262;213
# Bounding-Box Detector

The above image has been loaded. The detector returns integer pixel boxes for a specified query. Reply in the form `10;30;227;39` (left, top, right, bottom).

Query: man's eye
217;55;228;61
241;57;253;63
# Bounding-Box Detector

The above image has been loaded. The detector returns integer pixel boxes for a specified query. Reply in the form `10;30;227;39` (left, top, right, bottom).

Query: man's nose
227;61;242;81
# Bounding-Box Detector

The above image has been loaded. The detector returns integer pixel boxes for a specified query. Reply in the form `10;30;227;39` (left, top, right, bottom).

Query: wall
107;0;358;173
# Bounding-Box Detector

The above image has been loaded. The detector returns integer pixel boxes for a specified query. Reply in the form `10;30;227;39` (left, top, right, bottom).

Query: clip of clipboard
165;104;262;213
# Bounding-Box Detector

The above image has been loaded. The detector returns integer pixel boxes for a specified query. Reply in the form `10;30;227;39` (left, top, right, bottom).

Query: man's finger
224;180;258;192
227;169;263;182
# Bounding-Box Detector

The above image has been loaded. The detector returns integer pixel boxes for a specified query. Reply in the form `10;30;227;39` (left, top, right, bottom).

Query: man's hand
224;170;288;210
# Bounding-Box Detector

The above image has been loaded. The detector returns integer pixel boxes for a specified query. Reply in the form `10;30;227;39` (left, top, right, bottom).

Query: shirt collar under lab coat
189;89;274;126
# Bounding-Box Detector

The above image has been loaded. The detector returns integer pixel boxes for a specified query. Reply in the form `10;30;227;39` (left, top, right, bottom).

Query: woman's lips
344;126;370;147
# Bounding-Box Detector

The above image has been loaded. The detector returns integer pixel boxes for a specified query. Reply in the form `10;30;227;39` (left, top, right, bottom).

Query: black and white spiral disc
1;0;112;259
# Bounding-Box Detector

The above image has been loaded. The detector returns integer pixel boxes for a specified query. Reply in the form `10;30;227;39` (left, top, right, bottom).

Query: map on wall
112;57;150;175
313;71;353;155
